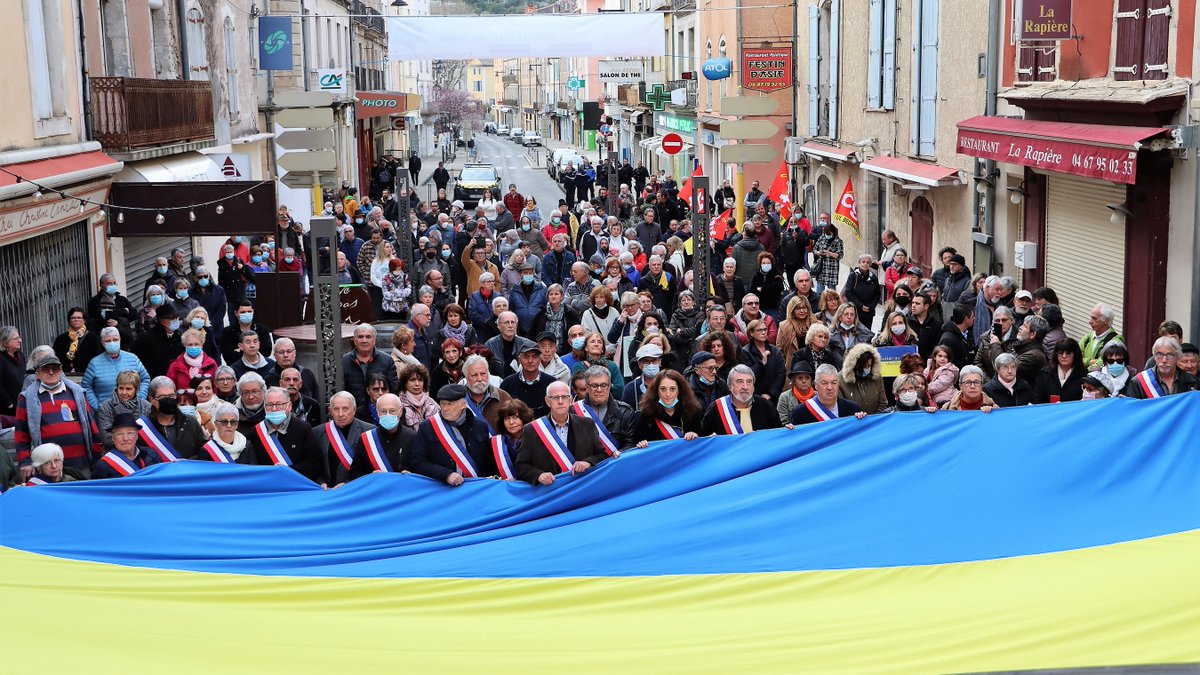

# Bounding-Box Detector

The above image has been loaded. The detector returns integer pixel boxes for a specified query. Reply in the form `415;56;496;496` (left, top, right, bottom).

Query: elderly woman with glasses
213;366;239;402
195;402;249;462
939;365;996;412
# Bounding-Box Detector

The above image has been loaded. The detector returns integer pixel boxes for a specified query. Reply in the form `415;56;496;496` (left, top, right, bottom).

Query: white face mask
890;324;906;336
898;391;919;406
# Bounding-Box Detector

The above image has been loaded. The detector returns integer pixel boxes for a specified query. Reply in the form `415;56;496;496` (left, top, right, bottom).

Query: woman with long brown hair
776;295;817;370
633;370;703;446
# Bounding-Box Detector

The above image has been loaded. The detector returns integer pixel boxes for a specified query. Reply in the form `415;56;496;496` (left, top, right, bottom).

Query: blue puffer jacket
81;350;151;409
508;281;547;336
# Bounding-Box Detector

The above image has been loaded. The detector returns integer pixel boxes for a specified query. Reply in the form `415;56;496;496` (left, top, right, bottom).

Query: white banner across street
386;13;665;60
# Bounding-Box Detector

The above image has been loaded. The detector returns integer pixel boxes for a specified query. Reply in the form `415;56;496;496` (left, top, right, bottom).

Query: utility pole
691;176;711;306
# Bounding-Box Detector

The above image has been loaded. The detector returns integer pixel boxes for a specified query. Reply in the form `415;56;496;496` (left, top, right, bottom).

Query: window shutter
1017;44;1037;82
867;0;883;108
882;0;897;109
808;4;820;136
917;0;939;156
1113;0;1146;81
829;0;841;138
1035;46;1057;81
1143;0;1171;80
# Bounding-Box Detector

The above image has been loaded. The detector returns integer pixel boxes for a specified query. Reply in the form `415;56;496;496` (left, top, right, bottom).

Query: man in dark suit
238;386;323;484
410;384;496;486
578;364;635;450
307;391;376;486
516;381;609;486
701;365;785;435
345;393;416;481
501;344;556;416
791;364;866;425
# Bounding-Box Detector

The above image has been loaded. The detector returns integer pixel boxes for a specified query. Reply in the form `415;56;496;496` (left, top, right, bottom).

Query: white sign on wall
317;68;347;93
598;60;646;84
208;153;252;180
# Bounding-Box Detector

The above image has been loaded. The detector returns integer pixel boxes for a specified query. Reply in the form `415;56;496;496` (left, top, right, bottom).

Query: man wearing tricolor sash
411;384;497;486
575;365;635;452
701;365;787;436
516;381;608;485
791;364;866;425
306;391;375;486
91;413;164;479
1124;337;1198;399
347;394;415;481
241;387;323;484
142;377;204;459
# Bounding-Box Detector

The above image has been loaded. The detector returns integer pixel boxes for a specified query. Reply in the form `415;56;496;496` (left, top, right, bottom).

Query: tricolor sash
572;401;620;457
361;429;393;473
466;395;495;435
491;435;516;481
430;415;478;478
100;451;140;477
530;416;576;473
136;417;181;462
803;397;837;422
1136;370;1165;399
254;421;293;466
201;440;234;464
715;396;745;435
325;424;354;471
25;476;48;486
655;418;684;440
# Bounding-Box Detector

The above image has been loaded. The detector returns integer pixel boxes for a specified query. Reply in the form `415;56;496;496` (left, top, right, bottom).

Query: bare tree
432;60;467;91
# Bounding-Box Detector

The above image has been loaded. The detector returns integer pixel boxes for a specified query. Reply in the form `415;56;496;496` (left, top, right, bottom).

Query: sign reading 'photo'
598;60;646;85
741;49;792;93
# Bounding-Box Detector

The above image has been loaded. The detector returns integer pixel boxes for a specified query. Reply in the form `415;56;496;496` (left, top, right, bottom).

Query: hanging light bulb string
0;166;273;213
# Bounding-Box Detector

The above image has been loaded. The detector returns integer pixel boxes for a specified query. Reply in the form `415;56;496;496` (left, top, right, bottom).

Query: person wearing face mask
415;240;452;293
1079;374;1112;401
141;377;204;459
166;329;219;393
134;304;184;378
169;278;199;319
220;300;274;366
837;343;888;415
748;252;785;322
217;243;255;326
344;393;415;482
810;221;843;295
844;254;882;332
622;343;664;409
190;265;227;337
240;386;323;484
411;384;499;486
508;260;548;338
143;256;178;305
885;373;938;413
685;351;731;410
134;284;168;341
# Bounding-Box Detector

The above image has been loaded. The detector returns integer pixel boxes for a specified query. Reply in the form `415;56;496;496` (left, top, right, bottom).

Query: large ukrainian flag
2;394;1200;673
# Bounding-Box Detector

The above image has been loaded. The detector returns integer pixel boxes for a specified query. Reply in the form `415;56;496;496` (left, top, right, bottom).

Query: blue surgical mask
699;375;714;386
176;290;189;301
522;224;531;231
522;274;534;285
179;405;197;418
225;252;235;260
106;284;119;295
571;337;586;351
658;397;677;409
232;237;241;244
156;265;168;275
441;250;451;259
265;410;288;426
238;312;253;325
191;318;206;330
1108;363;1126;377
378;414;400;431
149;295;164;307
168;319;181;332
198;277;210;287
284;257;295;264
642;364;660;378
186;346;203;358
252;255;264;264
104;341;121;355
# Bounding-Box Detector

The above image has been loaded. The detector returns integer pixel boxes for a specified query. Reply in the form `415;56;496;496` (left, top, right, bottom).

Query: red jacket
166;354;220;392
503;192;526;220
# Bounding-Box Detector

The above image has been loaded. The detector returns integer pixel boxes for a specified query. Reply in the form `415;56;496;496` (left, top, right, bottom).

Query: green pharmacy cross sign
645;83;670;111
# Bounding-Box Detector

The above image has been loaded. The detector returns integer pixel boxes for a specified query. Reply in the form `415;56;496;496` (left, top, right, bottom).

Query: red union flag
678;164;703;204
710;208;734;240
766;161;791;222
833;178;861;241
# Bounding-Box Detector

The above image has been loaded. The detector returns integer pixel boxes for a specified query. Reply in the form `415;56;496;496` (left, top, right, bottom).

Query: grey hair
418;285;434;298
479;272;496;283
814;363;839;380
546;283;565;297
619;252;634;264
265;386;289;400
491;295;508;310
727;364;756;387
993;352;1017;370
329;391;357;408
892;372;924;394
100;326;121;340
213;403;239;420
649;255;663;264
1095;302;1116;324
194;265;209;277
215;365;236;381
29;345;54;363
959;365;986;384
571;261;588;273
620;291;640;307
1153;336;1182;356
651;245;667;256
145;284;165;298
1023;314;1049;336
624;228;638;239
148;376;176;396
998;276;1017;293
0;326;18;346
992;305;1014;321
805;322;831;345
583;365;612;383
724;257;737;267
237;372;266;393
858;253;873;264
273;337;295;352
353;323;378;338
463;354;490;374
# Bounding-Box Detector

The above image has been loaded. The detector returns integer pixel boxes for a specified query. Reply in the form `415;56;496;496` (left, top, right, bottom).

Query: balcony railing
351;0;386;34
90;77;215;152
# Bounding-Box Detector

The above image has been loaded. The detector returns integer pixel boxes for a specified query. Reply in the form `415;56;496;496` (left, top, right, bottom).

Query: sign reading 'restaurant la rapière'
1020;0;1072;40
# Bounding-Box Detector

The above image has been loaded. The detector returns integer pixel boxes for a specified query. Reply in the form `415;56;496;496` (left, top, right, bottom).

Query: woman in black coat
739;322;786;402
1032;337;1087;404
844;255;883;335
748;252;786;321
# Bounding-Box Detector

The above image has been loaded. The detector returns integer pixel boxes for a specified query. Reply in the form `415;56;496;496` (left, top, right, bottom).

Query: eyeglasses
1104;358;1125;364
744;301;759;306
546;395;572;401
961;380;983;386
216;376;235;382
264;402;290;411
695;365;718;372
587;383;611;390
369;386;389;392
216;419;239;426
1153;352;1178;360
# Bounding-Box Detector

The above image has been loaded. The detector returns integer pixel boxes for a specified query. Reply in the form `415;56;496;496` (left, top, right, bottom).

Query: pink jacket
924;361;960;405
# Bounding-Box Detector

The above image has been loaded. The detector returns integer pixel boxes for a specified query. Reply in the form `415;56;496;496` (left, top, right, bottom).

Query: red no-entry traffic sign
662;133;684;155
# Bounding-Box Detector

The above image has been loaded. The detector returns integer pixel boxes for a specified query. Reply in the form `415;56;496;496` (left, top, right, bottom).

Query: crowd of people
2;176;1196;492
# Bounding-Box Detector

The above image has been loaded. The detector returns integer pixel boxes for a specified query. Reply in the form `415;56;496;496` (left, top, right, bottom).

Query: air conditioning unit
784;137;806;165
1014;241;1038;269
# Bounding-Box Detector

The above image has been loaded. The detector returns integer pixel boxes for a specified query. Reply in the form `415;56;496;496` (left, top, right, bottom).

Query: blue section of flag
2;395;1199;578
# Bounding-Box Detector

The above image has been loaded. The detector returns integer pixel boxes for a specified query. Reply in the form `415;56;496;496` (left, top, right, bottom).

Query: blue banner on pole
258;16;293;71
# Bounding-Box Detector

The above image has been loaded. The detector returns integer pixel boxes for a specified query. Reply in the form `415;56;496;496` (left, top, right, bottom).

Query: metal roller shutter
0;222;92;349
1043;175;1126;340
121;236;193;305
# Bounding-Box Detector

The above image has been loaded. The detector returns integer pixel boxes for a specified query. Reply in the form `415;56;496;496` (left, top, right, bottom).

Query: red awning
860;156;962;187
800;142;855;163
956;115;1171;185
0;150;122;201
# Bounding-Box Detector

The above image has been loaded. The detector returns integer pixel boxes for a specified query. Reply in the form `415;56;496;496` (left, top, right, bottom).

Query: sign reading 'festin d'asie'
741;49;792;93
1020;0;1072;40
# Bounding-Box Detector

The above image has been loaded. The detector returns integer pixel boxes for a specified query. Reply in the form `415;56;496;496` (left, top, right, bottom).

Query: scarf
441;360;463;384
792;386;815;403
109;390;145;415
401;390;430;409
212;431;248;461
183;350;206;379
591;305;612;320
66;327;86;360
442;320;471;344
544;305;565;337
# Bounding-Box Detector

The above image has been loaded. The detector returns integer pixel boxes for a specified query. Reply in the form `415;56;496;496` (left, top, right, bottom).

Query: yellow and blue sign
3;394;1200;672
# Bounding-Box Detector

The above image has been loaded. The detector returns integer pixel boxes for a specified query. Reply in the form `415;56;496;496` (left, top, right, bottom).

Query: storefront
956;115;1177;358
698;118;727;184
647;112;698;180
0;143;121;346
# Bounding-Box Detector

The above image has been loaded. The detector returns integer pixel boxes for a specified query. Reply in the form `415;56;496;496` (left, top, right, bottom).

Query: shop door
909;196;933;270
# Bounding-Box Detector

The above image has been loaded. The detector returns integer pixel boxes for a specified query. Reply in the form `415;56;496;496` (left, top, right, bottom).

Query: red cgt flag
766;161;791;222
833;177;861;241
709;208;734;240
678;164;703;204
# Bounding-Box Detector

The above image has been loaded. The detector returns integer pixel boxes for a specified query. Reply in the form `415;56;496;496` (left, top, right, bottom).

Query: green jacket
1080;328;1124;369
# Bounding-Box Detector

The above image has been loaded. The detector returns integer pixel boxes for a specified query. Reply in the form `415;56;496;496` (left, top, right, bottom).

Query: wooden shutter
916;0;939;156
1035;46;1057;81
829;0;841;139
881;0;896;109
1017;44;1037;82
808;4;820;136
1113;0;1146;81
868;0;883;108
1143;0;1171;80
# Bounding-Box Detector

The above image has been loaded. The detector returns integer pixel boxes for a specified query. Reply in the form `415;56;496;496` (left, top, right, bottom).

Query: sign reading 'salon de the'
741;49;792;93
1019;0;1072;40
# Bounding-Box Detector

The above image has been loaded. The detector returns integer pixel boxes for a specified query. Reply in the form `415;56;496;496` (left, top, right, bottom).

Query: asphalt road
469;133;566;208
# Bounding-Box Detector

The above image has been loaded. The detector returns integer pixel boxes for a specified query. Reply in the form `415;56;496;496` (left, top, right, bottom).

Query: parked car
522;134;543;147
453;163;502;208
547;148;582;179
510;128;525;143
484;122;497;134
552;155;587;182
497;125;511;136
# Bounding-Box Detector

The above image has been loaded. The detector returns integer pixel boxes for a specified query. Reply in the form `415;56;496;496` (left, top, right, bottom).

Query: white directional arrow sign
720;96;780;117
719;119;780;141
720;144;778;164
276;107;335;129
278;150;337;172
276;129;335;151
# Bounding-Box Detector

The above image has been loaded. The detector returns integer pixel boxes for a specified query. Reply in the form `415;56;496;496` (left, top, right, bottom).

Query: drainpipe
979;0;1001;272
75;0;94;142
1192;129;1200;342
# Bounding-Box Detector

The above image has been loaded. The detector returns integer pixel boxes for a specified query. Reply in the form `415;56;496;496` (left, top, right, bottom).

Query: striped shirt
15;388;101;469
